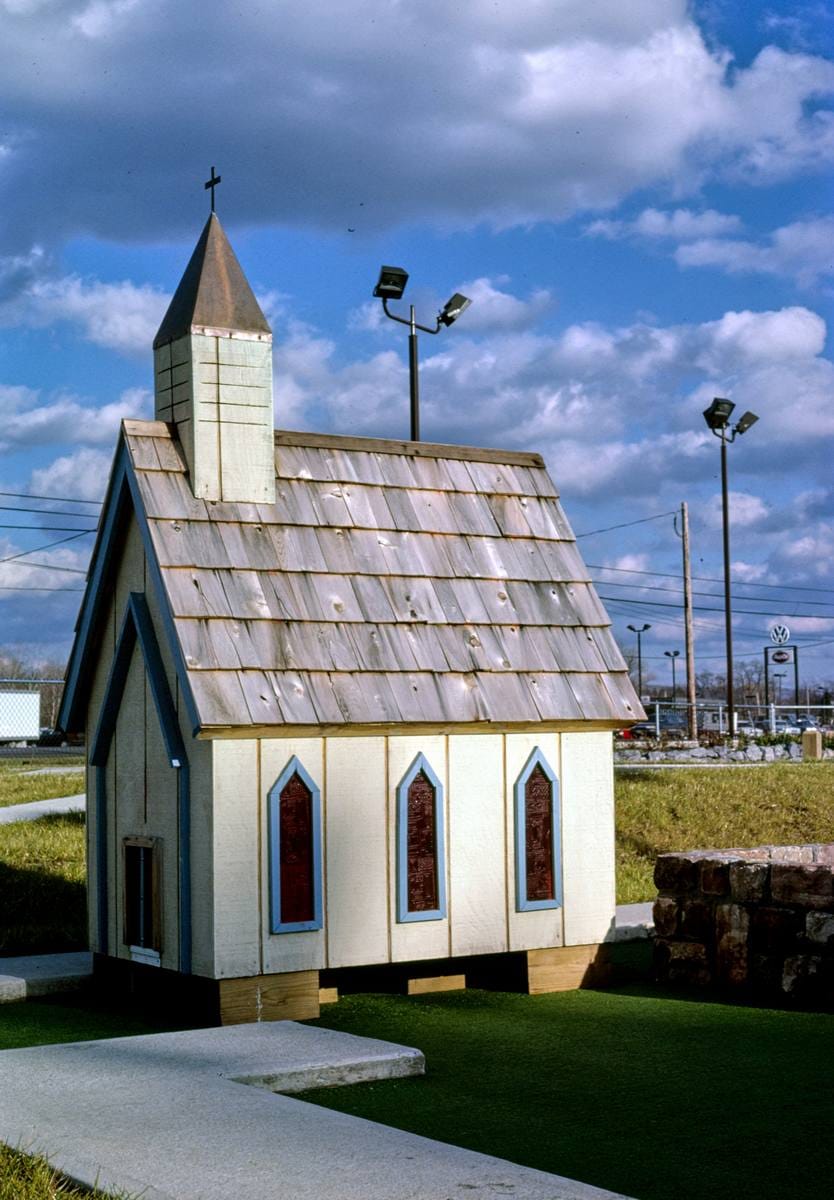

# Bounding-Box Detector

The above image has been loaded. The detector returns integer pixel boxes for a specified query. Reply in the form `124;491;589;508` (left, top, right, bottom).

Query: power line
575;510;677;539
587;561;834;597
0;531;94;567
591;576;834;610
0;489;102;506
0;503;102;519
0;585;84;593
598;594;834;619
0;523;98;532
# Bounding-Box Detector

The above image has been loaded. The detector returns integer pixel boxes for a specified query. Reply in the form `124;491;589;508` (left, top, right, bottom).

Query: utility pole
676;501;698;739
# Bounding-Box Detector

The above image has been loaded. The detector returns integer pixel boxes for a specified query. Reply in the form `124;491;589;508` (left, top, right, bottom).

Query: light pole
773;672;786;705
702;398;759;736
373;266;471;441
664;649;681;702
628;623;651;699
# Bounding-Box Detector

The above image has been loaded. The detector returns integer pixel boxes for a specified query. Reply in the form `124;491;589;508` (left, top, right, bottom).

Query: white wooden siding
211;739;260;977
448;734;507;957
325;737;388;968
505;732;564;952
561;731;616;946
260;737;325;974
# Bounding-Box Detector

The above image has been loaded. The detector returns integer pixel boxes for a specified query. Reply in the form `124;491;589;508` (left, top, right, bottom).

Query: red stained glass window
525;764;554;902
407;770;438;912
279;772;314;925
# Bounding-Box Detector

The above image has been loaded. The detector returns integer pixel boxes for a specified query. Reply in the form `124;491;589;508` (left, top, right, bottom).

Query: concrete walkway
0;793;85;823
0;952;93;1002
0;1022;632;1199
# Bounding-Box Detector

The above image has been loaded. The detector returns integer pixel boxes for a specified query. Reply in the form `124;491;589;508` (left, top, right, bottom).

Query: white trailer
0;691;40;742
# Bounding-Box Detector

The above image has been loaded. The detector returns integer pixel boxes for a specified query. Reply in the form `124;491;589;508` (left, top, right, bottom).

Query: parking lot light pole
702;399;759;736
664;649;680;701
373;266;471;441
628;623;651;699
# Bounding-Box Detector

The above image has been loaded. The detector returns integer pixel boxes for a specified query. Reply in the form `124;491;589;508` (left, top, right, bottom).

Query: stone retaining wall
617;742;834;764
654;845;834;1005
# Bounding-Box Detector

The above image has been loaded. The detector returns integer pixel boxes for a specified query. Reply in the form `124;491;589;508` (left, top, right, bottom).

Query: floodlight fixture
373;265;409;301
438;292;472;327
735;410;759;435
703;397;735;432
373;264;472;441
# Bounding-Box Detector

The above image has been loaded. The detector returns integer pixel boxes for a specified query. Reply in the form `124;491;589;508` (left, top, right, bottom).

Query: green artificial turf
305;987;834;1200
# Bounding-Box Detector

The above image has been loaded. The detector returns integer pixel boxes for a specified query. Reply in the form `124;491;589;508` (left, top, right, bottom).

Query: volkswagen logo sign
770;624;790;645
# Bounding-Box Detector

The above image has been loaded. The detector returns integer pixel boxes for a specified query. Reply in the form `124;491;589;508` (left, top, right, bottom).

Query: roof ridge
274;429;546;468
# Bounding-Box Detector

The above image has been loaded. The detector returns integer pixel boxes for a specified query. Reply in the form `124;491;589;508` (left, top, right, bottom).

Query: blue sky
0;0;832;694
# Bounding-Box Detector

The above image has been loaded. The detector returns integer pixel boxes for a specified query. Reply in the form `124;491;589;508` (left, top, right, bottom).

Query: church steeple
153;213;275;504
154;214;271;349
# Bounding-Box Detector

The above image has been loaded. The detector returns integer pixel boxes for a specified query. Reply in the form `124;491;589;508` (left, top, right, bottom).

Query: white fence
635;701;833;738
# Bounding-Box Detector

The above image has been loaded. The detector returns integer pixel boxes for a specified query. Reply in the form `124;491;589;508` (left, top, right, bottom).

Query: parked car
771;719;801;736
36;726;66;747
620;712;689;739
736;720;763;738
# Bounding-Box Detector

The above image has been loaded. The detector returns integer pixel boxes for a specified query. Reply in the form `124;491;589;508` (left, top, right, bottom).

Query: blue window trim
90;592;192;973
396;753;447;924
514;747;562;913
267;756;323;934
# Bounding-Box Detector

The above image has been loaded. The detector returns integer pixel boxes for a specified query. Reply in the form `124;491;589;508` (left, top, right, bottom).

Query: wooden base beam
526;945;611;993
218;970;320;1024
406;974;466;996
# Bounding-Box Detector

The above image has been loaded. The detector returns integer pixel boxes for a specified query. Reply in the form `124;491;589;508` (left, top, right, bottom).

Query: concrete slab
613;902;654;942
0;793;85;824
0;1022;632;1199
0;952;93;1001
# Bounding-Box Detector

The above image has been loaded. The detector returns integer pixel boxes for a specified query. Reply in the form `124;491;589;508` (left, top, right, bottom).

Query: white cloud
586;207;743;240
0;385;150;450
72;0;143;39
25;276;168;355
702;492;770;531
0;4;831;243
695;306;827;369
675;216;834;287
30;447;113;502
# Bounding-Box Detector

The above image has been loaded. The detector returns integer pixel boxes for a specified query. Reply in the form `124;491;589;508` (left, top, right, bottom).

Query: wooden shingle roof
117;421;642;732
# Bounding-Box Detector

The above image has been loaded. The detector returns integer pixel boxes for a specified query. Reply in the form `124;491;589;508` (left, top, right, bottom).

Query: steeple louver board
153;213;275;504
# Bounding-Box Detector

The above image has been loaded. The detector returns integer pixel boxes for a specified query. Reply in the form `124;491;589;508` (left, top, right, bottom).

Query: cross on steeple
204;166;222;213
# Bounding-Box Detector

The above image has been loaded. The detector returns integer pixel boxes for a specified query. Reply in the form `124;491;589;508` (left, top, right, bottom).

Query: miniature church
59;206;643;1024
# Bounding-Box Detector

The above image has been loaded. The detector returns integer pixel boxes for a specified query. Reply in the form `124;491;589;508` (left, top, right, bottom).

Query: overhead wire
0;489;102;506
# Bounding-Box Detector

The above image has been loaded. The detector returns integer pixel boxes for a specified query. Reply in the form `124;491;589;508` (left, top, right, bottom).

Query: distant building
59;213;642;1023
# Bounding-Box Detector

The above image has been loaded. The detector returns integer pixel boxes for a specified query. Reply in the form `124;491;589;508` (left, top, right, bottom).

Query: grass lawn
305;986;834;1200
0;1145;122;1200
616;761;834;902
0;760;84;810
0;814;86;954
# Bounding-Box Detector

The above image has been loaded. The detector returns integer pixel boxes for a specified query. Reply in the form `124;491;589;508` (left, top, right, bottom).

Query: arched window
268;756;323;933
396;753;446;923
514;748;562;912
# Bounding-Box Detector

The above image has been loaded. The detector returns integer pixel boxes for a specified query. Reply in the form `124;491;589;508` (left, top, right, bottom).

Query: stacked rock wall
654;844;834;1005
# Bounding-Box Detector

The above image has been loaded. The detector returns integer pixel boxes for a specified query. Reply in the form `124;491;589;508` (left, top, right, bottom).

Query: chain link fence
622;700;834;740
0;678;83;758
